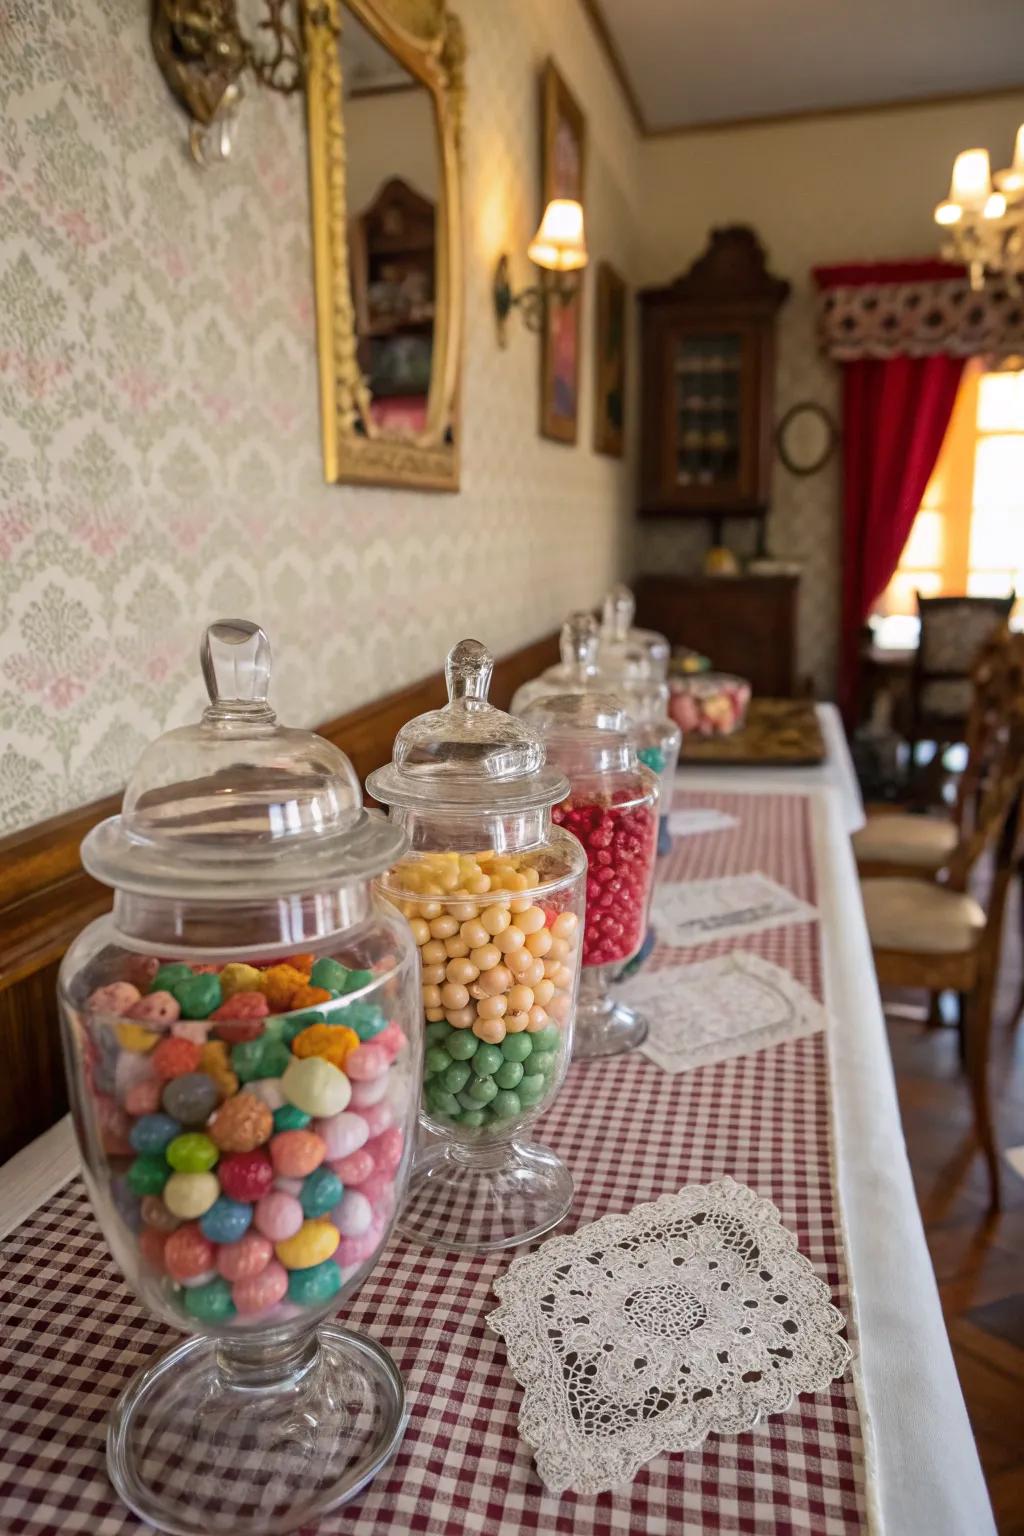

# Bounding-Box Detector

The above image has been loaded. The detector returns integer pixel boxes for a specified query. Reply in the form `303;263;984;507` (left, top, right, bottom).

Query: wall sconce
493;199;589;345
151;0;306;168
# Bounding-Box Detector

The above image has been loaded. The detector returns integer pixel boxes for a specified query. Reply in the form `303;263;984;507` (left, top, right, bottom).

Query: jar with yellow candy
368;639;586;1252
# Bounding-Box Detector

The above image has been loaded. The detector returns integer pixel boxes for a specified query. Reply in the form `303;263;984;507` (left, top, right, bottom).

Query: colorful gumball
269;1129;326;1179
218;1150;274;1203
216;1231;273;1282
253;1191;304;1243
165;1222;216;1282
232;1259;289;1316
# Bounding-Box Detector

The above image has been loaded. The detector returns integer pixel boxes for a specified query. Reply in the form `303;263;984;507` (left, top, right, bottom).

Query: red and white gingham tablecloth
0;790;880;1534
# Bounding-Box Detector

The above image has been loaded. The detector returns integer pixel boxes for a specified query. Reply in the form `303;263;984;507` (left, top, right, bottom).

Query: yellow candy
163;1171;220;1219
200;1040;238;1100
291;1023;360;1068
275;1220;340;1270
115;1022;159;1053
219;963;263;1000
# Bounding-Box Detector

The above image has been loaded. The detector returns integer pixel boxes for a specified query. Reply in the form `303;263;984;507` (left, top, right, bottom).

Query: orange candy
258;964;309;1012
209;1092;274;1153
291;1023;359;1069
151;1036;202;1081
289;984;333;1011
283;953;315;975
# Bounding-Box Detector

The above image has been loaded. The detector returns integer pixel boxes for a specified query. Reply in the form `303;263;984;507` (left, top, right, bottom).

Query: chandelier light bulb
934;200;963;227
983;192;1007;221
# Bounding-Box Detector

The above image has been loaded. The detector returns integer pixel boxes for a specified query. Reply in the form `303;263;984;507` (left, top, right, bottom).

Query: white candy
334;1189;373;1238
314;1110;369;1160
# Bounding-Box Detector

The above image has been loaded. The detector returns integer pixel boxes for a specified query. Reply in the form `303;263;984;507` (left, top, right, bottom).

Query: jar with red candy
368;640;586;1253
57;621;421;1536
521;693;659;1059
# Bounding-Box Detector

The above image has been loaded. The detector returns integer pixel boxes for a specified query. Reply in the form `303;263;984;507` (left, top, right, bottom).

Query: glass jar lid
82;620;408;899
510;612;599;716
367;639;569;812
520;691;637;776
600;583;670;678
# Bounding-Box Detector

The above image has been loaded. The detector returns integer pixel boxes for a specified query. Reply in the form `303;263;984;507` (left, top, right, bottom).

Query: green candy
150;963;193;994
265;1011;320;1043
273;1103;311;1132
425;1020;454;1047
445;1031;478;1062
183;1277;235;1323
442;1060;472;1093
495;1060;524;1090
166;1133;218;1174
344;1002;386;1039
287;1259;342;1307
518;1072;546;1105
309;957;350;993
424;1046;450;1077
638;745;666;775
472;1044;504;1077
531;1026;562;1055
427;1085;461;1118
127;1153;169;1195
338;968;373;995
300;1166;343;1218
500;1034;533;1063
172;973;223;1020
466;1075;498;1105
231;1036;291;1083
491;1090;522;1119
458;1109;486;1128
530;1050;558;1078
456;1089;479;1110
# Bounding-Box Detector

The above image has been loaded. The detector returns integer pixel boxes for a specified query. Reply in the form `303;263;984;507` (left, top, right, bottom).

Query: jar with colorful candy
368;639;586;1252
57;621;421;1536
522;693;659;1059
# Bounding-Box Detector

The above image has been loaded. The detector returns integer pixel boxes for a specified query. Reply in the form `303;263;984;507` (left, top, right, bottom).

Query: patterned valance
813;259;1024;361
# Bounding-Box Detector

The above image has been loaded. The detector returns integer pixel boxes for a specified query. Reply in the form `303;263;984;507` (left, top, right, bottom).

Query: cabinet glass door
671;331;743;494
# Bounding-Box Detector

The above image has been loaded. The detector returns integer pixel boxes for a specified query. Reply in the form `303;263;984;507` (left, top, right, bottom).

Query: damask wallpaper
0;0;642;834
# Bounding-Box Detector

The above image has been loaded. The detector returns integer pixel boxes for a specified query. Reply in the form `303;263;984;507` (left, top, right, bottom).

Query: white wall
635;92;1024;694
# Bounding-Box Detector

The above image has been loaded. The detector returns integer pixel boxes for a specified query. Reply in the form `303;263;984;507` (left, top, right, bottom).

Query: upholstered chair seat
860;877;986;955
852;814;958;872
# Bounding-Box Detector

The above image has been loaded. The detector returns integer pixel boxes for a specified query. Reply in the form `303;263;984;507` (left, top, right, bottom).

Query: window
873;362;1024;647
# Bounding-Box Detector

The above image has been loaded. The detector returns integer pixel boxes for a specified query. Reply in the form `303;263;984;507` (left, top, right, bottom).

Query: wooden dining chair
907;593;1015;775
859;631;1024;1213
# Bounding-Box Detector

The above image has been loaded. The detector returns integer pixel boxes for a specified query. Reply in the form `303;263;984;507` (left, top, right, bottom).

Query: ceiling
588;0;1024;132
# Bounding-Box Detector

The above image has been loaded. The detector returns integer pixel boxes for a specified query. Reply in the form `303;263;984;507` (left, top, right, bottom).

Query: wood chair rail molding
0;628;560;1163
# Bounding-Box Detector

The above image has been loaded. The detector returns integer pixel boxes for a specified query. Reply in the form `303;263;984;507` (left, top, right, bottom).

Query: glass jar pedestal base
574;962;649;1059
399;1136;573;1252
107;1323;407;1536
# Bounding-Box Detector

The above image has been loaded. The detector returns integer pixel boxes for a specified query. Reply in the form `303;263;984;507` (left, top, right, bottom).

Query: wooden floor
883;875;1024;1535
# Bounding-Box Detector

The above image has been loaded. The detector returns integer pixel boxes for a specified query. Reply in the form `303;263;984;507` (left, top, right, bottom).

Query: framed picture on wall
540;60;586;444
594;262;626;456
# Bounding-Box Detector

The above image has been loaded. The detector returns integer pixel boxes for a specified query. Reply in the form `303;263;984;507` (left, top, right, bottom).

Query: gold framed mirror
304;0;464;490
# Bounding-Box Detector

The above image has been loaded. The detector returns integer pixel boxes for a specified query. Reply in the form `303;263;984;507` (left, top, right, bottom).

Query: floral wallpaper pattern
0;0;641;834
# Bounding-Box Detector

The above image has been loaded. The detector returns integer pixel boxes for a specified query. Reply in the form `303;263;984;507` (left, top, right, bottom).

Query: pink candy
350;1169;394;1205
329;1147;374;1185
374;1021;405;1061
348;1075;389;1109
335;1228;380;1269
216;1231;273;1282
86;982;141;1016
232;1259;288;1316
358;1100;394;1139
254;1191;303;1242
123;1078;163;1116
314;1110;368;1161
365;1126;403;1176
125;991;181;1027
343;1044;388;1082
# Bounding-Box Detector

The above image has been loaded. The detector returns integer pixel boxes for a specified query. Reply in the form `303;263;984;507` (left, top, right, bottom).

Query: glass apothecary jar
521;693;659;1059
367;639;586;1253
57;621;421;1536
600;582;671;681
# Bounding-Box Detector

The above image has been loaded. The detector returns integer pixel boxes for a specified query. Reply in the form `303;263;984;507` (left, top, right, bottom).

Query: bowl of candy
368;640;586;1253
669;672;752;737
58;621;422;1536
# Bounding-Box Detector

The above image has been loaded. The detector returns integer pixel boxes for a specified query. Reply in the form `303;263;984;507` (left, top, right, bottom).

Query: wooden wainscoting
0;628;560;1165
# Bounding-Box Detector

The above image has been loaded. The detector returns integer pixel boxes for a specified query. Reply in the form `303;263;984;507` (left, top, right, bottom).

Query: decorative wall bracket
493;255;579;346
151;0;305;166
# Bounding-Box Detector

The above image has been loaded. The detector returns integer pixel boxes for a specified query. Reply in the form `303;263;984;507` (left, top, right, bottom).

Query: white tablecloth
678;702;866;833
0;781;992;1535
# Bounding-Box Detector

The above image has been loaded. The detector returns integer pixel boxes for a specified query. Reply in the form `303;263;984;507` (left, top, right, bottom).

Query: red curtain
839;352;965;719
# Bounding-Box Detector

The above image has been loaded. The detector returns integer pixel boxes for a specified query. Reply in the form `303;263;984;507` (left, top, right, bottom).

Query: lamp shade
527;199;588;272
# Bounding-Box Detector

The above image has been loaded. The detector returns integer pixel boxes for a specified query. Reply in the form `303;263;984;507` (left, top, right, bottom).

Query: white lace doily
621;951;828;1075
653;872;818;949
489;1178;851;1493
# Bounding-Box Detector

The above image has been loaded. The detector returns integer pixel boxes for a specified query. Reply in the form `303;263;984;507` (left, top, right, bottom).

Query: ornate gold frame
304;0;465;491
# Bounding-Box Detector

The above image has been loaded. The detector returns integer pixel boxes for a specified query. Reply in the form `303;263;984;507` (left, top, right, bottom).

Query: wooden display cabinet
638;227;789;538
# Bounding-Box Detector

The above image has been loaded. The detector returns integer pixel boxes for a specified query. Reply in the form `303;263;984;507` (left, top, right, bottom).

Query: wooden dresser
635;572;800;698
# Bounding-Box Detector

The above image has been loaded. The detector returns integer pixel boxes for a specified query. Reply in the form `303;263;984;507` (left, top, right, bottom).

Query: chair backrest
946;630;1024;891
912;593;1016;726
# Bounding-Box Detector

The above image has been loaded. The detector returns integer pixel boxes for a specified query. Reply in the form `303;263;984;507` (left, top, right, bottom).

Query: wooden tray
678;698;825;767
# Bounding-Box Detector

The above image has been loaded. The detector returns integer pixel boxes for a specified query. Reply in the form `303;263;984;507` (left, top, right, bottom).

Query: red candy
151;1036;202;1081
219;1149;275;1203
164;1222;215;1281
556;799;656;966
139;1226;169;1272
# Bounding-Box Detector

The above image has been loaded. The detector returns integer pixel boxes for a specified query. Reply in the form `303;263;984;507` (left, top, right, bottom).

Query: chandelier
934;124;1024;293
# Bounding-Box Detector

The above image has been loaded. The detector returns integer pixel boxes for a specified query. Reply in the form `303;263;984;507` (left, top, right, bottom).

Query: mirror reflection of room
341;6;440;440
